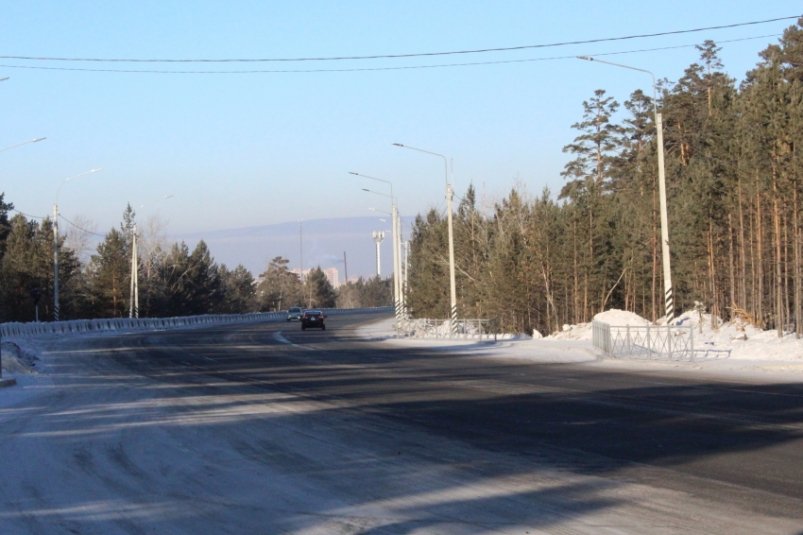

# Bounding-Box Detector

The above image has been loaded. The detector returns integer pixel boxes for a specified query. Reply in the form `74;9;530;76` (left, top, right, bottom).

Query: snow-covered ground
361;308;803;384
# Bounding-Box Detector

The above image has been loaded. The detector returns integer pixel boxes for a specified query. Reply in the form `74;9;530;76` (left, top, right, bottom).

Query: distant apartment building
322;267;340;288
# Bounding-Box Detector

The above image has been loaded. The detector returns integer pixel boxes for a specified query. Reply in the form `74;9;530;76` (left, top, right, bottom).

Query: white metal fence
592;320;731;361
395;318;499;340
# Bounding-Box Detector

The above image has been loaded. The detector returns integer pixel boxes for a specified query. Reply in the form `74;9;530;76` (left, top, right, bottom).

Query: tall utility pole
393;143;457;334
578;56;674;321
402;240;410;316
129;224;139;318
343;251;348;285
372;230;385;276
299;221;303;277
351;171;403;320
52;167;101;321
52;203;60;321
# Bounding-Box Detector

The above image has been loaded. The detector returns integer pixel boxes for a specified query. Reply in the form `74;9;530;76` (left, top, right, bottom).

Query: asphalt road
2;311;803;534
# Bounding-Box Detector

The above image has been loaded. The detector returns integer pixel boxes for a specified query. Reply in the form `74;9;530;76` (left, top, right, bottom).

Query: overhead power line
0;14;798;64
10;208;47;221
0;34;782;75
58;214;105;237
8;209;105;237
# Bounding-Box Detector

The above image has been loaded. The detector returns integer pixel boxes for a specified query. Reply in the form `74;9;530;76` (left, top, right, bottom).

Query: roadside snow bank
548;309;651;341
369;309;803;365
547;307;803;365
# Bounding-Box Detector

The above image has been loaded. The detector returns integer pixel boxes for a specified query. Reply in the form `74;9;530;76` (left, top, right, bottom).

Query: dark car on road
301;309;326;330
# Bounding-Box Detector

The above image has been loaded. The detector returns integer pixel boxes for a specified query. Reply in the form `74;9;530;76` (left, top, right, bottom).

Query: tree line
3;22;800;333
0;202;392;322
407;21;803;336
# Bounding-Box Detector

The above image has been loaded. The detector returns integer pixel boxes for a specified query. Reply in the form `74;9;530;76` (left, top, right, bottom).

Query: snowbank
548;309;652;341
546;308;802;361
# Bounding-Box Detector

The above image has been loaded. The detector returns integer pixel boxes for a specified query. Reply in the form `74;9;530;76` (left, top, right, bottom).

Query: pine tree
0;215;48;321
305;267;336;308
186;241;221;313
215;264;256;313
454;185;491;321
0;194;14;263
256;256;303;311
0;214;83;321
407;210;449;318
610;89;661;319
87;228;130;317
561;89;625;321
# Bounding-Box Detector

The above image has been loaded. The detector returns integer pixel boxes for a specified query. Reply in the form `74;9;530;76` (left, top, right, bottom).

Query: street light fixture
0;136;46;154
577;56;674;322
393;143;458;333
351;171;404;319
53;167;102;321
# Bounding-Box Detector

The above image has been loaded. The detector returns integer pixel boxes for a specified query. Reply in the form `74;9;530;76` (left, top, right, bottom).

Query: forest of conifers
407;21;803;336
0;201;392;322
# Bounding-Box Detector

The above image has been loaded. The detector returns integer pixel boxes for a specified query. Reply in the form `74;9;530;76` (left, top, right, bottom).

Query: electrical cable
0;34;784;75
0;14;797;64
57;214;105;237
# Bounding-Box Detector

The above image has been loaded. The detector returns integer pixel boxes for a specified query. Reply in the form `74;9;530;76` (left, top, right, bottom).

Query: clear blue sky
1;1;800;241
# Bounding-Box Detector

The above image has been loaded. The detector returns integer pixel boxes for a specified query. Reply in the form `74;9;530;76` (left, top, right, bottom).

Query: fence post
625;324;630;356
667;324;672;358
689;325;695;362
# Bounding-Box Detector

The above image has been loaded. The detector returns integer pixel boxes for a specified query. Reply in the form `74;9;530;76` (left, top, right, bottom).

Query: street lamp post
53;168;101;321
366;199;402;315
352;171;403;319
131;194;173;318
578;56;674;322
393;143;457;334
129;224;139;318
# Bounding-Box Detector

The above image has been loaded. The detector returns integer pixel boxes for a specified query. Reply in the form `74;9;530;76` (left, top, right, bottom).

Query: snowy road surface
1;312;802;534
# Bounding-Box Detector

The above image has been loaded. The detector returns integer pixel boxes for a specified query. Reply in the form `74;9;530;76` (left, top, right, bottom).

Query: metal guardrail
0;306;393;338
592;320;731;361
0;306;393;378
